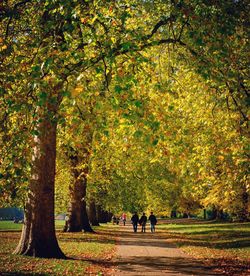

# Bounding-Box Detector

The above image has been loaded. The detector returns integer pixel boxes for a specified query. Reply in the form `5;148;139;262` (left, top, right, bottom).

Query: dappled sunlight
0;0;249;274
0;225;116;275
115;256;220;276
114;221;250;275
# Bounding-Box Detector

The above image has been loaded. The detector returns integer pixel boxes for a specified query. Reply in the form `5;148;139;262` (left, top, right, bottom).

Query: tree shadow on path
113;225;225;275
115;256;223;275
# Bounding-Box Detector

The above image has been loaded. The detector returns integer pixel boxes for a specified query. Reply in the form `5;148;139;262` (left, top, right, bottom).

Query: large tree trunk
88;200;99;226
217;209;224;220
210;205;218;220
210;206;226;221
96;205;111;223
236;185;249;222
82;199;94;232
14;102;65;258
203;208;207;220
64;151;94;233
66;173;86;232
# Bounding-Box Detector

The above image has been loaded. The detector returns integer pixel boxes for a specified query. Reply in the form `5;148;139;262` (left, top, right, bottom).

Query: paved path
113;224;221;276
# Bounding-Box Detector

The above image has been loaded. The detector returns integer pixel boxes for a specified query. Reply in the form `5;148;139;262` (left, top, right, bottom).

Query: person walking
122;213;127;226
112;215;117;225
139;212;147;233
131;212;139;232
148;211;157;233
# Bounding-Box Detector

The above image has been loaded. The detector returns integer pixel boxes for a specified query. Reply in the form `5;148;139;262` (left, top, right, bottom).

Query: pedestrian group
112;211;157;233
131;211;157;233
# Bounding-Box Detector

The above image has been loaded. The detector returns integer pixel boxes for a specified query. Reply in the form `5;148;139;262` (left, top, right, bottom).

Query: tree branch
146;15;176;40
5;0;32;39
226;84;249;124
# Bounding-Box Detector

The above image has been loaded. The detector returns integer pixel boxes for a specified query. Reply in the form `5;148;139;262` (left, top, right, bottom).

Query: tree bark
210;205;218;220
171;210;177;218
203;208;207;220
217;209;224;220
96;205;111;223
82;199;94;232
14;102;65;258
88;200;99;226
236;185;249;222
64;150;94;233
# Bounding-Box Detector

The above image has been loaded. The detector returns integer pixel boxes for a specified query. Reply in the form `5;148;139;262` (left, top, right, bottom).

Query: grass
158;219;250;275
0;220;65;231
1;219;250;275
0;222;117;275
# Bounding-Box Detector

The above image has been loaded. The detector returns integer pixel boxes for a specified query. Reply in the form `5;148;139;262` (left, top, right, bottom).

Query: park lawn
0;220;65;231
158;220;250;275
0;223;117;275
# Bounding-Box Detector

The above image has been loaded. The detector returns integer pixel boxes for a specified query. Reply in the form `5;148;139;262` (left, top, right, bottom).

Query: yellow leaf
1;45;7;51
80;18;87;24
72;86;84;96
91;15;98;24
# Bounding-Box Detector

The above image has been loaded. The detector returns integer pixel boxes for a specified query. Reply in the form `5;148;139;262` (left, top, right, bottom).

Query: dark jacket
149;214;157;225
139;215;147;226
131;214;139;224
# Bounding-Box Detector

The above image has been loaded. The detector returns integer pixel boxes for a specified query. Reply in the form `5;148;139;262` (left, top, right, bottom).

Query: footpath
112;223;222;276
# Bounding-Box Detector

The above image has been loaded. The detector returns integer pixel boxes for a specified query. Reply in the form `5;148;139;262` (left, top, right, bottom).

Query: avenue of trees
0;0;249;258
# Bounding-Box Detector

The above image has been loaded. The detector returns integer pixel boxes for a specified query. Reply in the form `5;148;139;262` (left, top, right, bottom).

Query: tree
63;146;94;232
14;85;66;257
2;0;180;258
172;0;249;123
87;42;249;220
1;0;249;259
88;199;99;226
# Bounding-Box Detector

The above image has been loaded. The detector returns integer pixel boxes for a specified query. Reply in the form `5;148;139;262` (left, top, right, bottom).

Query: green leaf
0;87;5;96
152;139;159;146
103;130;109;137
115;85;123;94
39;92;47;100
44;57;53;69
133;130;143;138
168;105;174;111
61;90;71;97
31;130;40;136
134;100;143;108
32;65;40;72
150;121;160;131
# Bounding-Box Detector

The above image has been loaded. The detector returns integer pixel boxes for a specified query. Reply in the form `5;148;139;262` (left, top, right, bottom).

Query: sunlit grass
158;220;250;274
0;223;116;275
0;220;65;231
1;220;249;275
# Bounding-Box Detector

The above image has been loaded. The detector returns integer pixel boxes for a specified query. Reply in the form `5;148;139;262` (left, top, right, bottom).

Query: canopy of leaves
1;0;249;220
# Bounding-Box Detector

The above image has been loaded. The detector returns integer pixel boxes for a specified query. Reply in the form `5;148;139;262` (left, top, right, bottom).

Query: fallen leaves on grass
0;227;117;275
160;221;250;276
